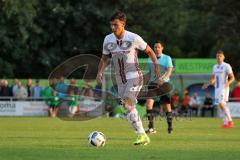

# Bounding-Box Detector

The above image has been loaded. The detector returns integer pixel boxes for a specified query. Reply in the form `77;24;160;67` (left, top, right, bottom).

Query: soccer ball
88;131;106;147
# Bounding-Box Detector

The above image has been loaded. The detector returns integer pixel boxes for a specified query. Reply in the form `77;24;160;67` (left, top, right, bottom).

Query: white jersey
102;30;147;84
212;62;233;89
212;62;233;104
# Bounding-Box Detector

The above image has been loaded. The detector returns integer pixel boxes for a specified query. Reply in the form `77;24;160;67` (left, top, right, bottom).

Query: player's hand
157;76;167;85
158;79;165;86
153;63;160;79
96;73;103;85
202;83;209;89
225;83;229;88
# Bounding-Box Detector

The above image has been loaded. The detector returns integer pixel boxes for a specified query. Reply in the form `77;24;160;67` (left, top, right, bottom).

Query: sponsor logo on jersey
119;41;132;50
104;42;117;51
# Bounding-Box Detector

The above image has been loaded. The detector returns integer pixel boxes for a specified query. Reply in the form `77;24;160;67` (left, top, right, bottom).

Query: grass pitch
0;117;239;160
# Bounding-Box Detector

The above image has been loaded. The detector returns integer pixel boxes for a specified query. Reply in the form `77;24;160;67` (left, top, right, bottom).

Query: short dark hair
155;40;165;48
217;50;224;55
110;11;127;23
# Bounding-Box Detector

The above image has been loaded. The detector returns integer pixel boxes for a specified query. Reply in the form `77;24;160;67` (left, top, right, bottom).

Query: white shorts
215;87;229;105
117;76;143;102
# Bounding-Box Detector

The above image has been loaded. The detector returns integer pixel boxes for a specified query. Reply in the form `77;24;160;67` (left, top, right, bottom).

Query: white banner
227;102;240;117
0;100;104;117
0;101;49;116
0;101;16;116
79;99;103;112
218;102;240;118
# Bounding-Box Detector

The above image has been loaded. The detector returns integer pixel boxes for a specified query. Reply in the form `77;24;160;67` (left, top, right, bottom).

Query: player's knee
127;112;135;123
146;105;153;110
124;97;136;112
165;103;172;111
146;99;154;109
127;111;140;123
219;102;226;109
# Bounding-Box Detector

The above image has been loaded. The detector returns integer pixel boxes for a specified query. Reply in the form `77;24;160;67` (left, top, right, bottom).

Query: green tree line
0;0;239;78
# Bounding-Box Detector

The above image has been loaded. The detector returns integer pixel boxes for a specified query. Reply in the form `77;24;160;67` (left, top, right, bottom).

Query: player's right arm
209;74;216;85
97;54;108;85
202;74;215;89
202;65;216;89
97;36;110;85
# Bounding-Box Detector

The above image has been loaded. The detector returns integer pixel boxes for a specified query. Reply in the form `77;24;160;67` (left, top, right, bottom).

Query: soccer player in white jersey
97;11;160;145
203;50;235;128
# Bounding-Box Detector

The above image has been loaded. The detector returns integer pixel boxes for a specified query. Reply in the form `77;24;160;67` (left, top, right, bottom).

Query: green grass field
0;117;239;160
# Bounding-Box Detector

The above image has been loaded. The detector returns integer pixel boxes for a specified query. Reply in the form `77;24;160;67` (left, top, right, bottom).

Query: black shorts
148;81;172;104
153;94;171;106
159;94;171;104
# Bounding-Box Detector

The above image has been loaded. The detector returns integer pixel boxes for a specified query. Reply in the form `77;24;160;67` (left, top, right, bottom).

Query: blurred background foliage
0;0;239;78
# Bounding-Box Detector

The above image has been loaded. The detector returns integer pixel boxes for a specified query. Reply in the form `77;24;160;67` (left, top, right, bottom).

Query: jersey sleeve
166;56;173;68
226;64;233;75
135;34;147;51
212;65;216;74
102;36;110;55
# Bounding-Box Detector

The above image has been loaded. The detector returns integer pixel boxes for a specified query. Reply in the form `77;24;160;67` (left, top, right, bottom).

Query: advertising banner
0;101;48;116
174;58;215;74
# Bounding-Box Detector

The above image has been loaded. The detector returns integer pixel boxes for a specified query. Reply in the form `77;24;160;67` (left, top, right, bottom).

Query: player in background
203;50;235;128
145;41;174;134
97;11;160;145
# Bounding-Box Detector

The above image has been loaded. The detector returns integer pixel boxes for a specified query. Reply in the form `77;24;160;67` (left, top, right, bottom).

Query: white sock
127;108;145;134
223;115;228;125
225;106;232;122
221;110;228;125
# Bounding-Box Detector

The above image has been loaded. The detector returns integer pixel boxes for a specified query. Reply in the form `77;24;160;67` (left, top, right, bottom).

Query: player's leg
49;107;54;117
124;97;150;145
219;103;229;127
162;95;173;134
171;105;178;116
68;106;78;117
125;97;145;133
145;98;156;134
219;102;233;128
224;88;234;127
215;89;227;127
217;88;233;128
145;81;161;134
124;77;150;145
53;107;59;118
52;107;56;118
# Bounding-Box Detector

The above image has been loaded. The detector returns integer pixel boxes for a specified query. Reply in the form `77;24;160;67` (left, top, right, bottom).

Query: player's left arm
135;35;160;78
144;45;160;79
163;67;173;80
161;56;173;81
225;64;235;88
226;73;235;88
